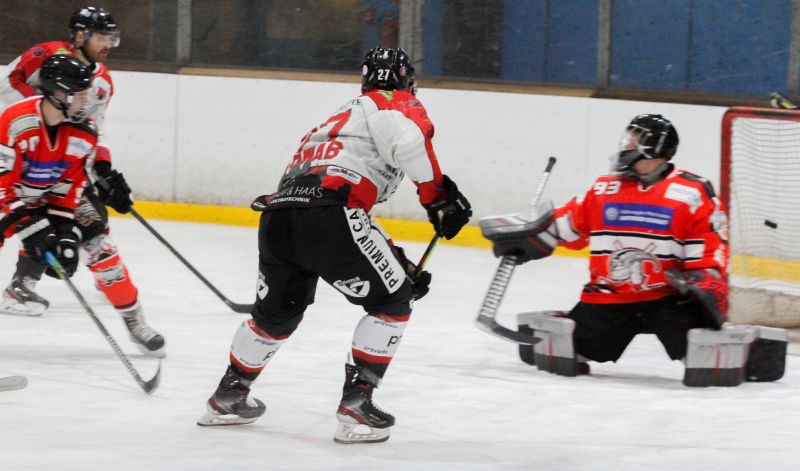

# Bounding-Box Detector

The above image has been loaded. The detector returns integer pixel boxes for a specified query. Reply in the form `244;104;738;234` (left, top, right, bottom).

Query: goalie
481;114;787;386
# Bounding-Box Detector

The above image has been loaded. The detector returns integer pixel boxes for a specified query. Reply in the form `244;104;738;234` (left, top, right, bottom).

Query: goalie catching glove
423;175;472;239
95;161;134;214
479;201;558;265
392;245;431;301
665;268;728;330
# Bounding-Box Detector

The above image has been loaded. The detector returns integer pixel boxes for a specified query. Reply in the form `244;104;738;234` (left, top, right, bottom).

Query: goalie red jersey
554;167;729;304
0;96;96;226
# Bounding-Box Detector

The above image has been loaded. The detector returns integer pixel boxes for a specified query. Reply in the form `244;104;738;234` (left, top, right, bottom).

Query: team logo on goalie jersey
333;277;371;298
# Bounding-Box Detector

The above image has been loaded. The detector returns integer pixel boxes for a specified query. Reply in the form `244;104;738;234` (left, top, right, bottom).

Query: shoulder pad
676;171;716;198
65;120;99;137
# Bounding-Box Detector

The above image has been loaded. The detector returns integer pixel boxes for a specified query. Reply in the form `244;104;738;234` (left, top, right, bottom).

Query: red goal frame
721;106;800;210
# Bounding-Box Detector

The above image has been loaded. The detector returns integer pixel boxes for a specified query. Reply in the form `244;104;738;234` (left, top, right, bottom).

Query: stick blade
139;360;162;394
475;316;540;345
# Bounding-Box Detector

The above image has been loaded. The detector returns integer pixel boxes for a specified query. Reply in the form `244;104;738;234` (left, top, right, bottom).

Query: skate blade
0;301;46;317
333;415;391;444
130;337;167;358
196;404;258;427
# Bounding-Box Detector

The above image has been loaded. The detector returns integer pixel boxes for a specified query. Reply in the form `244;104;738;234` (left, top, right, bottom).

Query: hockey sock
88;253;140;311
229;319;288;381
350;312;410;378
16;251;45;280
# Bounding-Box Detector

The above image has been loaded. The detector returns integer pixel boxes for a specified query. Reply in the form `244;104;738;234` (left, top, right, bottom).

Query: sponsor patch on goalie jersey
333;277;371;298
665;183;702;213
602;203;673;231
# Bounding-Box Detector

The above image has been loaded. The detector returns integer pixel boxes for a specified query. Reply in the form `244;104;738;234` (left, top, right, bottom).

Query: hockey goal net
722;107;800;327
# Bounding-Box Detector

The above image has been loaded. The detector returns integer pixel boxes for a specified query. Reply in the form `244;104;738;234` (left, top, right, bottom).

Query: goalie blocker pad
684;325;788;387
516;311;587;377
479;202;556;261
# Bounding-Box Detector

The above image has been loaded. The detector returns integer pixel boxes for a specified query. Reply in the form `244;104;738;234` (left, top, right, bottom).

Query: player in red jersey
0;6;164;357
487;114;729;374
0;56;95;283
197;47;472;443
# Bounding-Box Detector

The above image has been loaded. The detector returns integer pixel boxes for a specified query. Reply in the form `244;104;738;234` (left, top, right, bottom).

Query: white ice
1;218;798;471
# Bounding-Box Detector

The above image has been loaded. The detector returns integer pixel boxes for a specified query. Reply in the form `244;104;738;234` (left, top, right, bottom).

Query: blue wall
422;0;792;96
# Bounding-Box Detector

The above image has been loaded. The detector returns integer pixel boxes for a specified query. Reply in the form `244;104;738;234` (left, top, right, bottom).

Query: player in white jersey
197;47;472;443
0;6;164;357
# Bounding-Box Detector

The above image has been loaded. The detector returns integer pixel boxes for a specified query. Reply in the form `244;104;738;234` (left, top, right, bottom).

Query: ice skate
0;275;49;317
334;364;394;444
122;308;166;358
197;367;265;426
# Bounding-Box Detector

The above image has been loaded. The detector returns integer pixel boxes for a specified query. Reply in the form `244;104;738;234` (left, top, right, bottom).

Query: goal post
721;106;800;327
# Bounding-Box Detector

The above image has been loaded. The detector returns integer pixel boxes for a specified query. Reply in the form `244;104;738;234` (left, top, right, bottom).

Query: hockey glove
393;245;432;301
44;222;82;279
665;268;728;330
479;201;558;265
423;175;472;240
15;213;56;262
95;162;133;214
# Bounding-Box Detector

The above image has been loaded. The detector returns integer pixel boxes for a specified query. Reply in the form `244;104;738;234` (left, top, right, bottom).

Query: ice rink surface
1;218;798;471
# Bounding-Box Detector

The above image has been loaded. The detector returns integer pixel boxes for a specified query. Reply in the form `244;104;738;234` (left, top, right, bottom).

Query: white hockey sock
229;319;286;375
351;313;409;376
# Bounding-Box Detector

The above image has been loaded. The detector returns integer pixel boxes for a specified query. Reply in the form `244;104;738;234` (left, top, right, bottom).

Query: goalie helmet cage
721;106;800;327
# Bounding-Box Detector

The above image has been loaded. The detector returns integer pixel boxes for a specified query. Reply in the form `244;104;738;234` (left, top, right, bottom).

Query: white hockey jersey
268;89;445;211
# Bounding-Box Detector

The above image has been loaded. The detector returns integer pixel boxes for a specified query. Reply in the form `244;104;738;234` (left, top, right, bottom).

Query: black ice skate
334;363;394;444
197;366;266;426
0;275;49;317
122;308;166;358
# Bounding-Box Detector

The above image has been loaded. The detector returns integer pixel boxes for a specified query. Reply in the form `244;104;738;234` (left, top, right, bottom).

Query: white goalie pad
517;311;583;377
684;324;788;387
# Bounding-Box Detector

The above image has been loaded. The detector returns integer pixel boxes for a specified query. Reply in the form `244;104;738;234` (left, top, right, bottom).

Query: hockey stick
414;234;441;279
44;252;161;394
769;91;799;110
90;171;253;314
0;375;27;392
475;156;557;345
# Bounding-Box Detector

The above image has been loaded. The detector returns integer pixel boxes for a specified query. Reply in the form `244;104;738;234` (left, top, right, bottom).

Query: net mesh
726;109;800;326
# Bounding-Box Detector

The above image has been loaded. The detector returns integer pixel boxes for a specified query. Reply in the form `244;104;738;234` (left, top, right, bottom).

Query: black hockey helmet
361;46;413;93
614;114;679;173
69;6;120;47
40;55;94;95
40;55;95;122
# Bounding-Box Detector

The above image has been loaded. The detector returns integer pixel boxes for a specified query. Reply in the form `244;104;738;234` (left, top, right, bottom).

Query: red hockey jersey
554;167;729;304
0;40;114;163
0;96;97;226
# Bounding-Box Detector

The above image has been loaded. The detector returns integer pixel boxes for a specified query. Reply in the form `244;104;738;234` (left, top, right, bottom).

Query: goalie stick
475;156;557;345
0;375;27;392
44;252;161;394
769;91;799;110
90;171;253;314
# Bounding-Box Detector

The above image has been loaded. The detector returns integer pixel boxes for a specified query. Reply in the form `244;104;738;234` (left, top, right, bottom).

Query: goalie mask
612;114;679;174
361;46;413;93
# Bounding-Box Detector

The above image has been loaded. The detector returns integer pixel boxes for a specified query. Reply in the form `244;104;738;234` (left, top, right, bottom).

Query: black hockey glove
43;222;82;279
393;245;432;301
665;268;728;330
16;214;56;264
95;162;133;214
423;175;472;240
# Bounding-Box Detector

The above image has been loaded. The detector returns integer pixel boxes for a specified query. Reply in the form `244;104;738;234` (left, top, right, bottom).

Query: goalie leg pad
517;314;536;365
519;311;584;376
746;326;788;382
684;326;756;387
